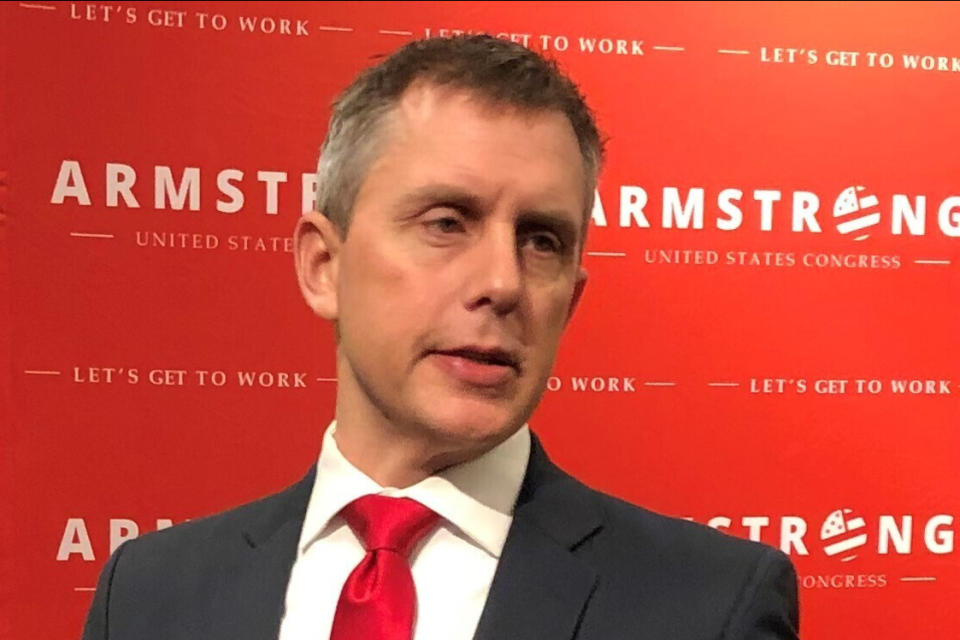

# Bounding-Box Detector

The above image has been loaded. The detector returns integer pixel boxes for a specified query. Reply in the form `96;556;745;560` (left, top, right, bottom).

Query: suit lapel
215;436;601;640
473;436;603;640
226;465;317;640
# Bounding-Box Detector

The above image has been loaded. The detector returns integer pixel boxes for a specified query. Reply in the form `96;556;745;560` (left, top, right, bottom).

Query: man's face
316;84;587;459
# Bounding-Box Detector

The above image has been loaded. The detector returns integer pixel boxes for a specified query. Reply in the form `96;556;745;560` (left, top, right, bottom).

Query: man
83;35;799;640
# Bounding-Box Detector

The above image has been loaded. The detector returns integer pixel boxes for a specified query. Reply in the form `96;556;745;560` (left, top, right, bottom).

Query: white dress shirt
277;421;531;640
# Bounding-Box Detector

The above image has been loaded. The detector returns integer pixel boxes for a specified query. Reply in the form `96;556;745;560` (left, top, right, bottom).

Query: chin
414;397;523;451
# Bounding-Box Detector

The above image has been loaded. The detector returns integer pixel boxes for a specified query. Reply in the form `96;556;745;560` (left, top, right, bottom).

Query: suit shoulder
119;469;312;563
583;484;788;577
569;484;799;638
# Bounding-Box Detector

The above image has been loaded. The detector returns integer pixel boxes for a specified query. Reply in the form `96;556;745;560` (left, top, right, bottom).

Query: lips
437;347;518;369
428;346;521;387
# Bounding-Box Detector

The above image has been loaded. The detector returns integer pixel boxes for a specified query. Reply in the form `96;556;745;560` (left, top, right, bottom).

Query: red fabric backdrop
3;2;959;638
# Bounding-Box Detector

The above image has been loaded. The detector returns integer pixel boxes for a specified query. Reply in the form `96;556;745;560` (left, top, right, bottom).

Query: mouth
428;346;521;387
437;347;519;370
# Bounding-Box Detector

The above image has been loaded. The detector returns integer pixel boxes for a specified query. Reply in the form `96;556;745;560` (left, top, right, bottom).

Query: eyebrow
397;183;485;216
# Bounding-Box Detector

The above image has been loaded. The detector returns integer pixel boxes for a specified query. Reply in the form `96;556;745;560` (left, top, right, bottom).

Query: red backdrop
3;2;959;638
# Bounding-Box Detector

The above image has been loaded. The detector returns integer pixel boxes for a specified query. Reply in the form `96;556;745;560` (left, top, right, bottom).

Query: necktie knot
340;494;439;556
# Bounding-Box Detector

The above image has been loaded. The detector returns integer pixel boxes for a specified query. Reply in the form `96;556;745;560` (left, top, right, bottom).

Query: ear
294;211;342;321
564;266;588;326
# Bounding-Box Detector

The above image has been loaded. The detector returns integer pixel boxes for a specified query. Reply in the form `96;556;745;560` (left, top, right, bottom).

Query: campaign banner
3;2;958;638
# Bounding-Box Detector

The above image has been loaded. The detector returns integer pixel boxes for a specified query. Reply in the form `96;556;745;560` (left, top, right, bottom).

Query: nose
464;223;522;316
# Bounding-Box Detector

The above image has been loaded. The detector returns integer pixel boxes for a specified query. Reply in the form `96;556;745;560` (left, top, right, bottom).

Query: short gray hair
315;35;604;233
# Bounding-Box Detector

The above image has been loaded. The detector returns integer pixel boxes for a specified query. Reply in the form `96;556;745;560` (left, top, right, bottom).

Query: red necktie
330;495;439;640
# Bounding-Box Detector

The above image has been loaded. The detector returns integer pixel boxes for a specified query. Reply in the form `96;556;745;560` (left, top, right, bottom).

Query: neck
331;366;477;488
332;418;446;488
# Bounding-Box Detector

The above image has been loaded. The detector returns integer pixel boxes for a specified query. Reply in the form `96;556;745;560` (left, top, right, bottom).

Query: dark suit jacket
82;435;799;639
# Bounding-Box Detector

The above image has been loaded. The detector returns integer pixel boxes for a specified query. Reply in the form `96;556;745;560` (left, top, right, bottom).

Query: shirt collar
297;421;531;559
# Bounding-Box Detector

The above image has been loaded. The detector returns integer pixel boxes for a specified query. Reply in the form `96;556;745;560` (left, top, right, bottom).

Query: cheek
527;290;574;356
338;238;436;341
341;235;399;302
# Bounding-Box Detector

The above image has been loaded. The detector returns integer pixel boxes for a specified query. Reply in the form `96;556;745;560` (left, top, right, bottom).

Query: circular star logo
833;186;882;241
820;508;869;562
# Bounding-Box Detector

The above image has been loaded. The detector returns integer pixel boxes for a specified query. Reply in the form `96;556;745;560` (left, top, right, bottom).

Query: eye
426;215;466;234
421;204;469;235
523;231;563;255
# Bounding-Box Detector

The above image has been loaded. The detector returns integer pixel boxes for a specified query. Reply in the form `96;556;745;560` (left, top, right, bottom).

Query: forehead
390;82;578;158
354;83;587;226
